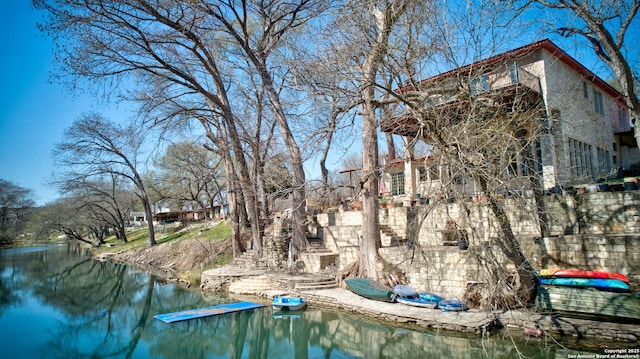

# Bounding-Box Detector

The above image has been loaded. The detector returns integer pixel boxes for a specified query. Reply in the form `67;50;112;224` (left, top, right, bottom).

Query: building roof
400;39;625;107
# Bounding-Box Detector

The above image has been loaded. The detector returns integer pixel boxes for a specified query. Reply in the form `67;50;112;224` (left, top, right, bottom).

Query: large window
593;89;604;115
391;172;405;196
597;147;611;174
568;138;593;178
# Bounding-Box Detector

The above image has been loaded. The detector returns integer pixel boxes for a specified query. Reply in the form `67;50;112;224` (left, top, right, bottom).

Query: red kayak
539;269;629;284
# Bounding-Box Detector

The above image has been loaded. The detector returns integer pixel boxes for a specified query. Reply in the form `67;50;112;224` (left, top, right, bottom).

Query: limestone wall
316;191;640;297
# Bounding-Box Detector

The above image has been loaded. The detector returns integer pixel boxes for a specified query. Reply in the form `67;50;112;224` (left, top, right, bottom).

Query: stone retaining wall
316;191;640;298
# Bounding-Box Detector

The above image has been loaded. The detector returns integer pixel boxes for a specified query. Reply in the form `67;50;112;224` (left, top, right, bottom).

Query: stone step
228;275;273;294
294;277;338;291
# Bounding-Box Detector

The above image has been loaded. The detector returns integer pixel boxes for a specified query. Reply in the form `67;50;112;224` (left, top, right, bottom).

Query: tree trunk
141;197;156;247
222;147;245;257
261;75;310;260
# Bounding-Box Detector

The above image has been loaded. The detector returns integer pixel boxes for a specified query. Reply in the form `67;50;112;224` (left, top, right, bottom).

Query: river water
0;244;604;358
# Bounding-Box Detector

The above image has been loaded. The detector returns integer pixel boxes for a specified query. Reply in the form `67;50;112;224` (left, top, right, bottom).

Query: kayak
537;277;630;293
539;269;629;283
396;297;438;309
419;292;443;303
438;299;468;312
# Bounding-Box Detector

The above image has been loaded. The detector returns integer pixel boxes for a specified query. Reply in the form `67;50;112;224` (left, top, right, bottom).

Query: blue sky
0;2;636;206
0;2;97;205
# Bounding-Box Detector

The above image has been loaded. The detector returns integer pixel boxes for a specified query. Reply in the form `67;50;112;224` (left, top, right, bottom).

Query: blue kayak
419;292;443;303
439;299;468;312
538;277;630;293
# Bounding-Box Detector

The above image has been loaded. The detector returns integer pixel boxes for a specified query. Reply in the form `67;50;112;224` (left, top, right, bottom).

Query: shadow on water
0;245;604;358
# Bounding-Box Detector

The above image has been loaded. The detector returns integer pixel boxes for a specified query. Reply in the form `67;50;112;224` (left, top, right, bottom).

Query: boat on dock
345;278;396;302
272;296;307;311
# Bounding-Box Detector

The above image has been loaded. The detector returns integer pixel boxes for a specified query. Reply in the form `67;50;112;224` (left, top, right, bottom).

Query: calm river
0;244;602;358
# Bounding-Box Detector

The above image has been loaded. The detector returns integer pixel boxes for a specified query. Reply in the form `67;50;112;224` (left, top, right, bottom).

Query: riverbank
200;266;640;345
87;221;640;346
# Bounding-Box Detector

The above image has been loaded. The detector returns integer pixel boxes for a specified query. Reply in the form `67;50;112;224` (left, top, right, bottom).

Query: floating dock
154;301;264;323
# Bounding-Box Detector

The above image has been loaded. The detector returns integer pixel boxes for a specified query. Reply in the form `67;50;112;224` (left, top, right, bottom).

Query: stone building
380;39;636;205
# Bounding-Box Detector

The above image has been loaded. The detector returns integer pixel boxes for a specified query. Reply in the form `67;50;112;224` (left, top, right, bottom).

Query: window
613;155;618;165
612;142;617;152
391;172;405;196
597;147;611;174
429;166;439;181
509;62;519;83
418;168;428;182
568;138;593;178
593;89;604;115
471;74;489;95
619;108;629;127
583;81;589;99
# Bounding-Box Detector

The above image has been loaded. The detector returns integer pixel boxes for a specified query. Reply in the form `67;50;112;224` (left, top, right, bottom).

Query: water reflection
0;245;597;358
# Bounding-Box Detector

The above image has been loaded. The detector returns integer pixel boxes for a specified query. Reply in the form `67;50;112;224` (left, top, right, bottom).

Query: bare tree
384;2;551;305
36;0;326;260
0;179;35;244
60;175;135;243
197;0;326;257
529;0;640;143
309;0;439;282
52;114;157;246
156;141;225;218
35;197;107;247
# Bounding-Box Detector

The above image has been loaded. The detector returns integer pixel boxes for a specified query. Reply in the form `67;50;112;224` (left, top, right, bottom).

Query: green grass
95;221;232;255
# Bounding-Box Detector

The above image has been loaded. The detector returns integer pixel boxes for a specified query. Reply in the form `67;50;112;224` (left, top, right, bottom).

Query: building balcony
381;67;545;139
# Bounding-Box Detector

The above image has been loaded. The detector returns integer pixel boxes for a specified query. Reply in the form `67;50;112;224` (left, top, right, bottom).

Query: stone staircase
294;276;338;291
299;239;339;273
232;249;268;269
379;224;406;246
227;275;275;294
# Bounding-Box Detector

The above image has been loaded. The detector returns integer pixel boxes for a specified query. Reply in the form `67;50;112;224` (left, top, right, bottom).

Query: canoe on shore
536;285;640;322
539;269;629;283
537;277;631;293
345;278;396;302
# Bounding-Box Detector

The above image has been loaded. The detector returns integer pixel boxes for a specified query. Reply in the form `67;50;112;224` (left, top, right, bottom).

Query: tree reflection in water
0;245;597;359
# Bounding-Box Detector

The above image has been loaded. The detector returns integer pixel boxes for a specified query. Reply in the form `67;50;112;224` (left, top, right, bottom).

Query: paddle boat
345;278;396;302
272;296;307;311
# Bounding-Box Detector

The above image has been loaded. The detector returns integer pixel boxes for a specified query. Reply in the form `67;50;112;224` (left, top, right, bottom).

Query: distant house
380;39;636;202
